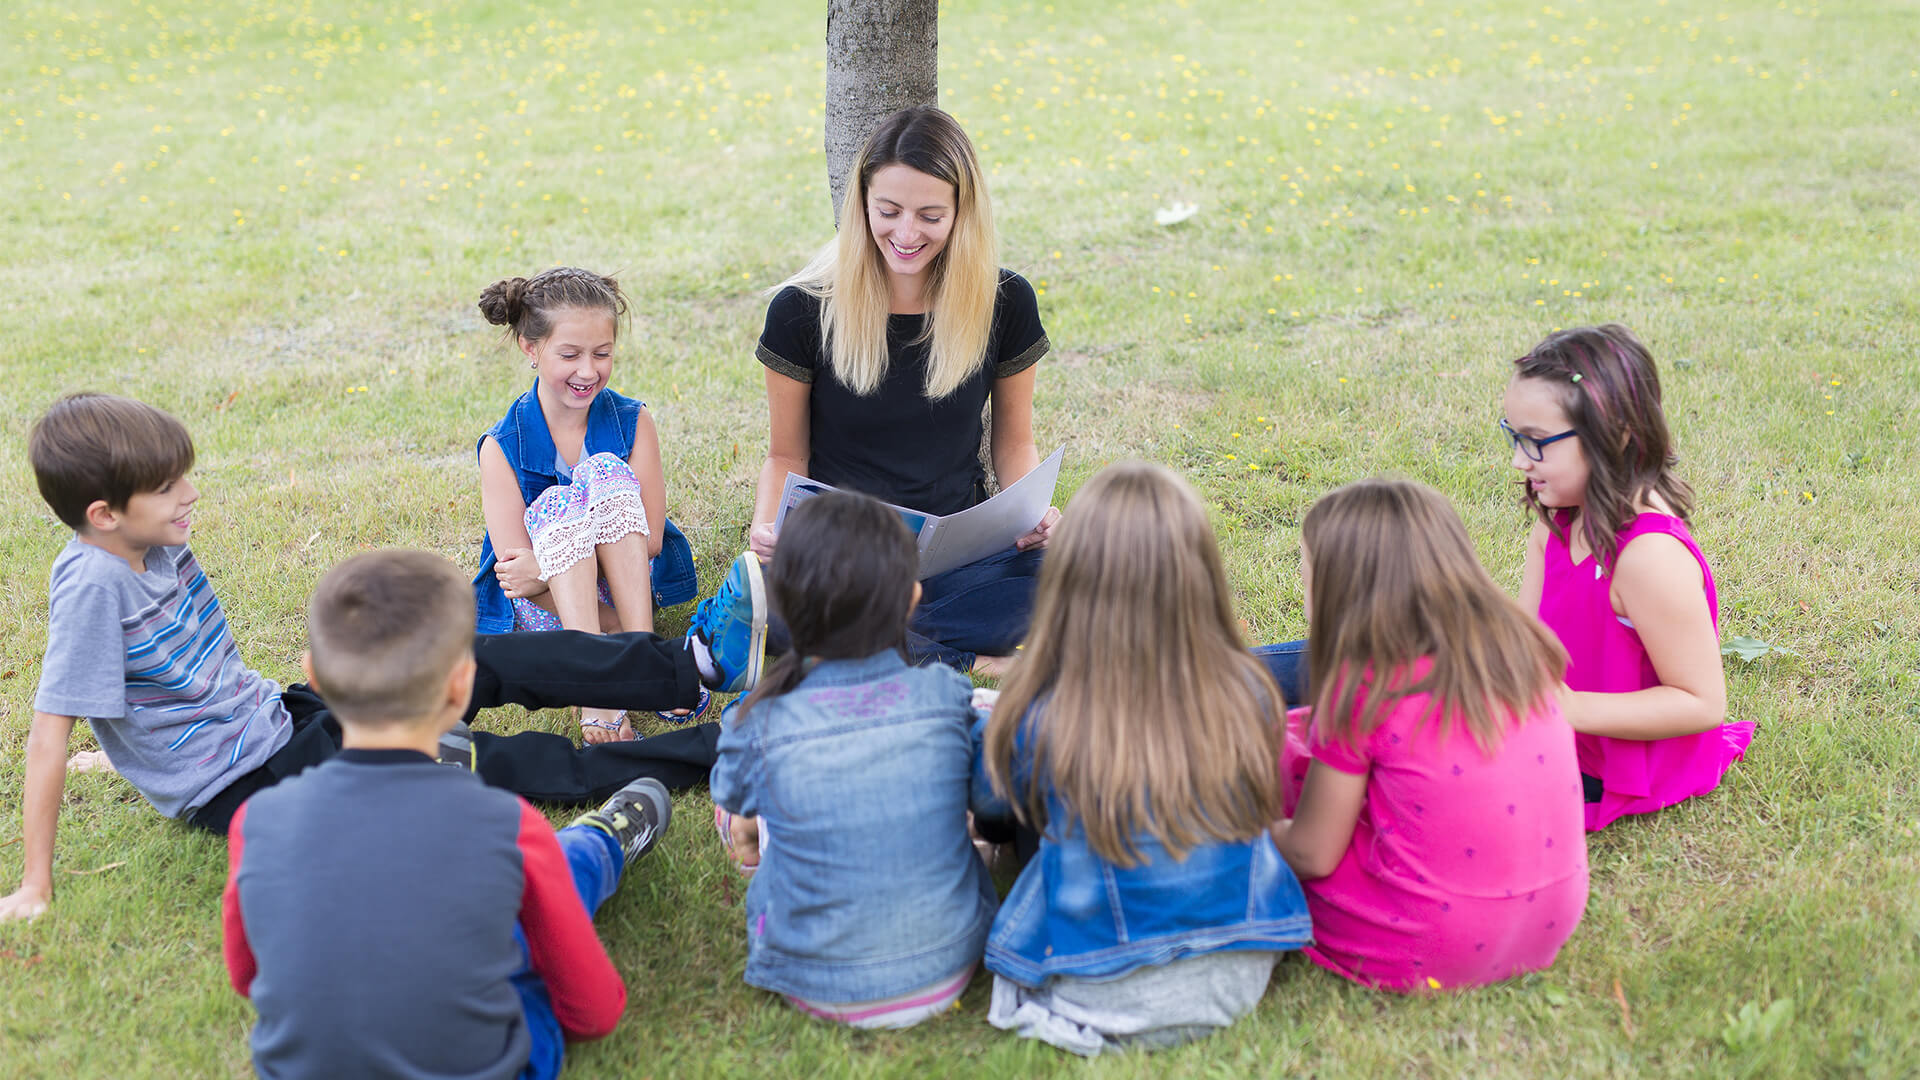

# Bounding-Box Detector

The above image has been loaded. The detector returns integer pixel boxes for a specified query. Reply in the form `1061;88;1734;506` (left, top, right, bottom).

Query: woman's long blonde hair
985;461;1282;868
1303;478;1568;753
781;106;998;399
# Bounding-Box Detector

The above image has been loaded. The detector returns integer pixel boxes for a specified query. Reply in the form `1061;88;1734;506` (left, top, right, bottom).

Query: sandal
653;685;713;726
578;709;633;744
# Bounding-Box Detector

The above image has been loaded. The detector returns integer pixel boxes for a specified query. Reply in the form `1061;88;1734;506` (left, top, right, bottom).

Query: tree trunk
824;0;938;225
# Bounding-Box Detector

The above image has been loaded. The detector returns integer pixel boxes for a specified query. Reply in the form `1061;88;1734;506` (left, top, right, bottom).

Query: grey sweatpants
987;951;1278;1057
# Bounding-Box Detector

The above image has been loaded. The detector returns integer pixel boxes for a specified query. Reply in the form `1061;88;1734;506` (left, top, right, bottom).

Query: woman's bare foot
67;750;116;774
579;708;634;744
971;654;1014;680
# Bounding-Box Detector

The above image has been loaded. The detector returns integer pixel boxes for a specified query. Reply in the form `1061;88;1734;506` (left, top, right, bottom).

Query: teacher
749;105;1057;676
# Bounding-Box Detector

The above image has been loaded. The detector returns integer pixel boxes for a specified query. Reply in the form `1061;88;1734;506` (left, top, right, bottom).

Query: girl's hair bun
477;277;529;328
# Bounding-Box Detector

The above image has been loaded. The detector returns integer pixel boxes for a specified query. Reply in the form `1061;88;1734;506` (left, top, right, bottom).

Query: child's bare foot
67;750;116;775
971;654;1014;680
579;708;634;744
714;805;762;873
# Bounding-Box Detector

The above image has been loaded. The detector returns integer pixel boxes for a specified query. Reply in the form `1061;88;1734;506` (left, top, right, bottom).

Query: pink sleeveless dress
1537;513;1754;832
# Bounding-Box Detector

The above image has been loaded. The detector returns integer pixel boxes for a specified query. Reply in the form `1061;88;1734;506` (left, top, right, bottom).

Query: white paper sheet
772;447;1064;579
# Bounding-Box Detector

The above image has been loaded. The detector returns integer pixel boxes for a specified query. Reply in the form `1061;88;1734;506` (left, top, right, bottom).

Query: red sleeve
516;800;627;1041
221;803;258;997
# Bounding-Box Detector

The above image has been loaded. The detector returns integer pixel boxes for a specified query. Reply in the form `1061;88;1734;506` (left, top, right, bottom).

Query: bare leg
546;559;632;744
596;531;654;634
602;532;706;719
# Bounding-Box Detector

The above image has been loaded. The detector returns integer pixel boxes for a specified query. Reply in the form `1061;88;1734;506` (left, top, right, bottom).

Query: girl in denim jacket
978;461;1312;1056
710;492;999;1029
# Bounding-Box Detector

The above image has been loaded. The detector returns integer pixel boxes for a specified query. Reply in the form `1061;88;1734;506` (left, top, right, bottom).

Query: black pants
189;630;716;835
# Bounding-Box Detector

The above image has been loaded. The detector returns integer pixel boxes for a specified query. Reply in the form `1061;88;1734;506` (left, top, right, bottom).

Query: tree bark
824;0;938;225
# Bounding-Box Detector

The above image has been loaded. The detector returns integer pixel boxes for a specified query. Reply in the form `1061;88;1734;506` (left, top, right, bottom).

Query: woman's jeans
909;547;1045;670
1250;639;1309;709
768;546;1045;672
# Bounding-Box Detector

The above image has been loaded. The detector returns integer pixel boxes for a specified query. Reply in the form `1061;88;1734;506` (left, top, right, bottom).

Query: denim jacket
972;707;1313;987
472;382;698;633
709;651;999;1002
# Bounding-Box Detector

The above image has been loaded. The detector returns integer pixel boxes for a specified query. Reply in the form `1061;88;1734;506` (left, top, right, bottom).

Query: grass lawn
3;0;1918;1074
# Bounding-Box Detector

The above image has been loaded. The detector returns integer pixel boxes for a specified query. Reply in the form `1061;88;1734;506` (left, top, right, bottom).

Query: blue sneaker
688;551;767;694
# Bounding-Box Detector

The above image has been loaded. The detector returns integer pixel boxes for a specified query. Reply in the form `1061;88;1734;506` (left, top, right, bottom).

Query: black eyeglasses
1499;418;1577;462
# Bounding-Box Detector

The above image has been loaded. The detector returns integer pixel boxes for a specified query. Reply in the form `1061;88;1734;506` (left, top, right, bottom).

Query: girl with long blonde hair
749;106;1057;676
977;460;1309;1056
1272;478;1588;991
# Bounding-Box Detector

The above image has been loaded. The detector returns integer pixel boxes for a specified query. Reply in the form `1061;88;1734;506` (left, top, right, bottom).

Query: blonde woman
750;106;1056;675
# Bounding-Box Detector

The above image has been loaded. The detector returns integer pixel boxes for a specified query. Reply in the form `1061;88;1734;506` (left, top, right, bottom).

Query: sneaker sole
735;552;768;693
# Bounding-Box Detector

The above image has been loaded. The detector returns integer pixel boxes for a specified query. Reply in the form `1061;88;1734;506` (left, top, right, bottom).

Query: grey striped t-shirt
34;539;291;817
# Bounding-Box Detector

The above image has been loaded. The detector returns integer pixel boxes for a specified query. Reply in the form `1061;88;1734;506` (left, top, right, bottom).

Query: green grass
3;0;1919;1074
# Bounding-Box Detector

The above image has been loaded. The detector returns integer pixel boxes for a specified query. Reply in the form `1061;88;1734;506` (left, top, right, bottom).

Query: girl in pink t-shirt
1503;324;1753;831
1272;479;1588;992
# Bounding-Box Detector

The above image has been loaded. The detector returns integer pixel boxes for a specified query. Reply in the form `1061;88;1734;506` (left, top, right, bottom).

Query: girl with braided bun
474;267;705;743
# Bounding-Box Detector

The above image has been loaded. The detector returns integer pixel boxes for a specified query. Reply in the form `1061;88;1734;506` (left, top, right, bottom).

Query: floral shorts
510;452;649;632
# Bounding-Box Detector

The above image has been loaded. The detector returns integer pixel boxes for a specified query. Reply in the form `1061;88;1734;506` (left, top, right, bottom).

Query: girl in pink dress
1503;324;1753;832
1272;479;1588;992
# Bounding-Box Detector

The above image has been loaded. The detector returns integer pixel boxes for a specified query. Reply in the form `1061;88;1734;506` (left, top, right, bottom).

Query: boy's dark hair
28;393;196;530
308;550;477;727
477;266;628;346
741;492;919;713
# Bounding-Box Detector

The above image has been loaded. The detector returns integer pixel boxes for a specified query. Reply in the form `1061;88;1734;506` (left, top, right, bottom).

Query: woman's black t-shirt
756;268;1048;517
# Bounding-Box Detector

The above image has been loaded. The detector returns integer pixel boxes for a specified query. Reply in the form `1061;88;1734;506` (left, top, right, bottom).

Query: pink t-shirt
1288;665;1589;990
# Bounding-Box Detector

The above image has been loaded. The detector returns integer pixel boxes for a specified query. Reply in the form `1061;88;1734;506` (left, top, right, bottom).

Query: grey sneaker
572;777;673;866
437;720;475;771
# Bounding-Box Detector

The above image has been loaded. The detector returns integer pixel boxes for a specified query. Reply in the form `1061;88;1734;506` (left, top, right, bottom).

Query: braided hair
478;266;629;344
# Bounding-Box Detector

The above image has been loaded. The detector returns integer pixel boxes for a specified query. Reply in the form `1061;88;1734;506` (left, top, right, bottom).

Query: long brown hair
1512;323;1694;572
1303;478;1567;753
985;461;1281;867
781;106;998;399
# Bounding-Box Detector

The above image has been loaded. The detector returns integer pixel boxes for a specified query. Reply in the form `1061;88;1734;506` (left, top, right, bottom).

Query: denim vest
709;652;999;1002
471;382;698;633
972;708;1314;987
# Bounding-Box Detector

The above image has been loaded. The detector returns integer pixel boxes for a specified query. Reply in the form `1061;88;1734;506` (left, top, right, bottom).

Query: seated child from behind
1272;479;1588;991
710;492;999;1029
222;549;672;1080
978;461;1312;1057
